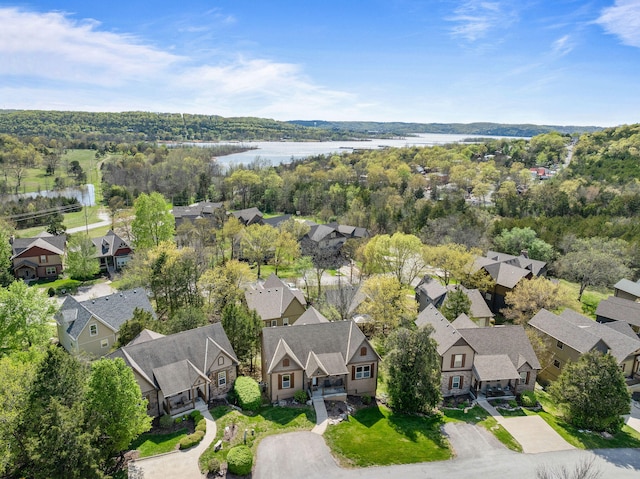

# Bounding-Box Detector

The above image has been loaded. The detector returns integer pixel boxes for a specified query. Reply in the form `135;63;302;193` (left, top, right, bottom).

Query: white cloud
551;34;574;56
596;0;640;47
448;1;517;42
0;7;362;120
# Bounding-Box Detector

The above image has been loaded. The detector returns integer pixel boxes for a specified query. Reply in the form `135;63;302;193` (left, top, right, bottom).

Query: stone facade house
529;308;640;383
261;318;379;403
56;289;156;357
245;274;307;327
416;304;539;398
10;232;66;281
110;323;238;417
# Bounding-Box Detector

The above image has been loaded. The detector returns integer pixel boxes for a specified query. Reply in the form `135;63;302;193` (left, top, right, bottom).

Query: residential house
415;276;448;311
415;304;539;399
613;278;640;302
171;201;225;227
485;250;548;277
110;323;238;417
261;318;379;402
326;222;369;240
301;223;346;253
293;306;330;326
474;253;539;313
596;296;640;334
529;308;640;384
91;230;132;273
450;285;495;327
232;207;264;226
262;214;292;228
245;274;307;327
56;289;156;357
10;232;66;281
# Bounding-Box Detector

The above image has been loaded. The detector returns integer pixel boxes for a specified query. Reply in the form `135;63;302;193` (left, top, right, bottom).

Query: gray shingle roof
262;215;292;227
460;325;541;370
596;296;640;328
614;279;640;298
127;329;165;346
294;306;329;325
12;233;66;258
245;275;306;322
416;277;447;304
483;261;531;289
307;224;338;242
486;250;547;276
109;323;238;394
57;289;156;340
452;313;478;329
91;230;130;258
232;207;263;225
472;354;520;381
153;359;209;397
262;321;379;376
415;304;464;355
445;285;494;319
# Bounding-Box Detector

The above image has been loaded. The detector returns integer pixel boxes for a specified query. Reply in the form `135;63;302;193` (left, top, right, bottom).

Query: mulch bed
146;415;196;435
325;395;377;420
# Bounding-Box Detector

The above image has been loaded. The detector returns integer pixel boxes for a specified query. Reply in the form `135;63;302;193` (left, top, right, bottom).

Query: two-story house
10;232;66;281
245;274;307;327
91;230;132;273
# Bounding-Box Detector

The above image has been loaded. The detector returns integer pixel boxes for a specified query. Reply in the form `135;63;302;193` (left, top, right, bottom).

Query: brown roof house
416;304;540;399
261;316;379;403
473;250;548;313
529;308;640;384
56;289;156;358
245;274;307;327
91;230;132;273
11;232;66;281
110;323;238;417
232;207;264;226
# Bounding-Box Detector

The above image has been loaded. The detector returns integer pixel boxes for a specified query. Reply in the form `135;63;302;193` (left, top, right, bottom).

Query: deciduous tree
502;277;577;325
240;224;278;278
493;227;555;262
362;232;425;285
198;260;252;318
358;275;415;334
65;234;100;280
132;192;175;249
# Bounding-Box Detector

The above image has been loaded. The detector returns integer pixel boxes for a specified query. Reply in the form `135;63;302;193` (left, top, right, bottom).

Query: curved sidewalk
129;409;217;479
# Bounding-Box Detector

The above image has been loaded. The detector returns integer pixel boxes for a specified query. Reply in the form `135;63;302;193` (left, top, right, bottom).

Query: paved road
66;210;111;234
254;430;640;479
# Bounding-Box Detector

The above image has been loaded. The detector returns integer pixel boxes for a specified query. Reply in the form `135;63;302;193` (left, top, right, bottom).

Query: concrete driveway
624;399;640;434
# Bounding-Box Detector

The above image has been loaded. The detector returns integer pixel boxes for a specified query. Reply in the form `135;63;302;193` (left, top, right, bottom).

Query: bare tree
536;457;601;479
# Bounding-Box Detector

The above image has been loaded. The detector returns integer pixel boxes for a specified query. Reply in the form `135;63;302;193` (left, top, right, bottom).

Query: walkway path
66;211;111;234
477;398;574;453
311;398;328;435
129;409;217;479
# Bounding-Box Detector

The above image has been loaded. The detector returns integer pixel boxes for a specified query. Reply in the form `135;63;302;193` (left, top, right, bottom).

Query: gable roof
486;251;547;276
452;313;478;329
306;224;339;242
172;201;224;221
232;207;263;225
530;308;640;363
294;306;330;325
262;321;379;376
472;354;520;381
416;276;447;304
415;304;466;355
57;289;156;340
262;214;292;227
596;296;640;328
12;234;66;258
91;230;130;258
613;278;640;298
481;261;531;289
445;285;494;319
109;323;238;394
127;329;165;346
153;359;209;397
245;275;307;321
459;325;541;370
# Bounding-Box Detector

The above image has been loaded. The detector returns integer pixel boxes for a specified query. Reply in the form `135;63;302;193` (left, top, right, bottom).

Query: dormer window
283;358;290;367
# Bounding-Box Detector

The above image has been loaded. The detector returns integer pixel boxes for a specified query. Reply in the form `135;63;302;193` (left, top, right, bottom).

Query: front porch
309;376;347;401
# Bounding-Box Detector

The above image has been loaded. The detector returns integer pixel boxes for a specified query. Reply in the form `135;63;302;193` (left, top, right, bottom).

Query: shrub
508;400;518;408
47;287;55;297
195;418;207;433
226;445;253;476
179;430;205;450
234;377;261;412
207;458;221;475
361;394;372;405
226;387;238;405
159;414;173;429
520;390;537;408
189;410;204;423
294;390;308;403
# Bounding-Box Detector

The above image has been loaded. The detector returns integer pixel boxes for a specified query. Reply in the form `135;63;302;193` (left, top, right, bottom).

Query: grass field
130;428;189;458
324;405;452;467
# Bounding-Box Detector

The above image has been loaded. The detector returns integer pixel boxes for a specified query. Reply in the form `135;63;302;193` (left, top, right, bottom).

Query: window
218;356;224;366
360;347;367;356
271;320;278;327
355;365;371;379
520;371;529;384
46;266;57;276
553;359;561;369
556;340;564;350
283;358;290;367
218;371;227;387
281;374;291;389
283;317;289;326
452;354;465;368
485;292;492;300
452;376;461;389
90;324;98;336
40;255;47;263
100;338;109;348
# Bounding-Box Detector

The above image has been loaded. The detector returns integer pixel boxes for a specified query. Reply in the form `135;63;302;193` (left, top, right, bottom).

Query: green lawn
531;389;640;449
558;279;611;318
324;405;452;467
198;405;316;472
441;405;522;452
129;428;189;457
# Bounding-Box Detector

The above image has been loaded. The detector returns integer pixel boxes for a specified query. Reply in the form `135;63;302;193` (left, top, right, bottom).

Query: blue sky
1;1;639;126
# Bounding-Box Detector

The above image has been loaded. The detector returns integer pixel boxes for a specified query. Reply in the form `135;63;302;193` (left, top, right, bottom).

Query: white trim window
355;365;371;379
218;371;227;387
271;320;278;327
282;374;291;389
283;317;289;326
45;266;57;276
452;375;461;389
100;338;109;349
90;324;98;336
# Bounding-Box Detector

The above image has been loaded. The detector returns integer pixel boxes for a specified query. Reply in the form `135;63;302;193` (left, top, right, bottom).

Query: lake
192;133;515;166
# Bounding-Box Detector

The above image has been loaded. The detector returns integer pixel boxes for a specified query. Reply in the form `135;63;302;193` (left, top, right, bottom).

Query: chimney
520;250;528;258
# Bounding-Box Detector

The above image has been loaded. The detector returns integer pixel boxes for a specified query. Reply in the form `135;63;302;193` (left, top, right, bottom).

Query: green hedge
226;445;253;476
520;390;537;407
234;377;261;412
195;419;207;433
179;430;205;450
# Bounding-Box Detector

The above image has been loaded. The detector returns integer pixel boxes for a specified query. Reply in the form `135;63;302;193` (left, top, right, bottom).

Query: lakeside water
191;133;515;166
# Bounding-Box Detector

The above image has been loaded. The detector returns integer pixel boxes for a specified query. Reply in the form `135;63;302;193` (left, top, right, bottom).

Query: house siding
270;369;304;402
346;361;377;396
13;245;64;280
76;318;116;358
